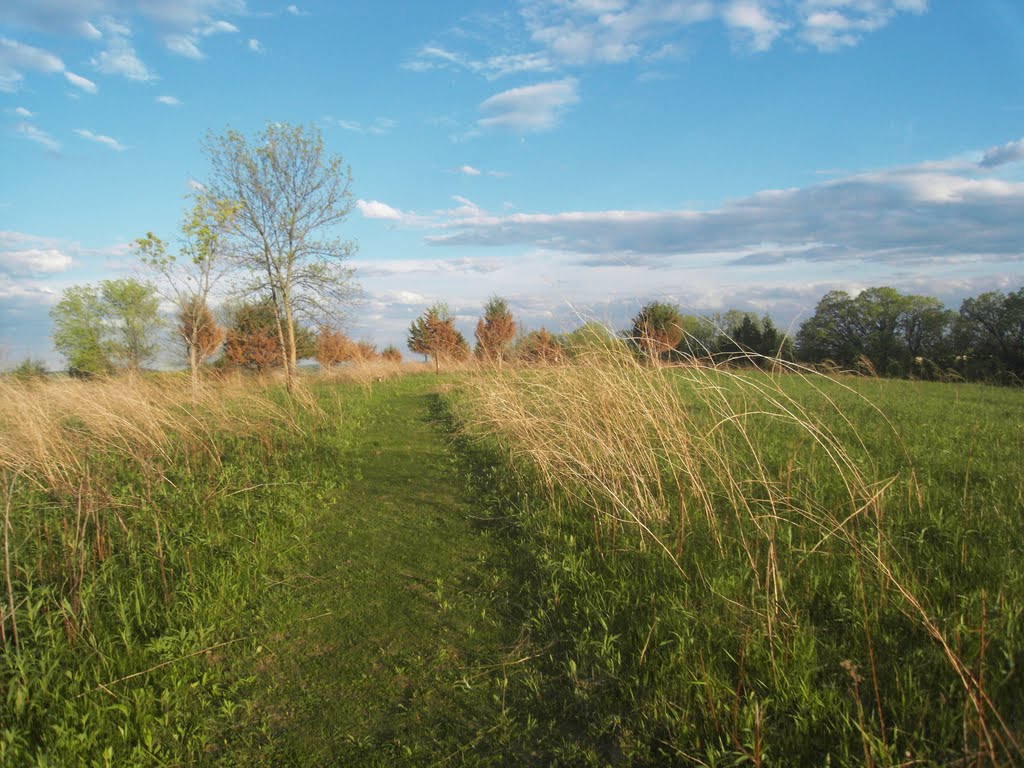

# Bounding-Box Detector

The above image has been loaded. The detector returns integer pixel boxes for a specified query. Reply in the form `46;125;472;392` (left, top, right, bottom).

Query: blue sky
2;0;1023;367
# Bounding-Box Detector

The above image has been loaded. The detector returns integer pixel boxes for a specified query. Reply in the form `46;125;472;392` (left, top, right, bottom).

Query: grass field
1;362;1021;765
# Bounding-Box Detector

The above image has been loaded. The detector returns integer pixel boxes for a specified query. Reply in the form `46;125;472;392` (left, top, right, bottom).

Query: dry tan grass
0;373;284;495
452;339;1019;758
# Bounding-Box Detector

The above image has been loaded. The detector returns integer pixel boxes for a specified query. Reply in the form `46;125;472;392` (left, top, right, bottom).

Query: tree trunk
283;295;299;393
189;342;199;405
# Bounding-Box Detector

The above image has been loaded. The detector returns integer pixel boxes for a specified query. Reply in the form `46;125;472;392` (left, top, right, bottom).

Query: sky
2;0;1023;368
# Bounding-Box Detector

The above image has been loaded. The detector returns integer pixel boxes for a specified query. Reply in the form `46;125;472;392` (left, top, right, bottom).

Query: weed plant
448;343;1024;765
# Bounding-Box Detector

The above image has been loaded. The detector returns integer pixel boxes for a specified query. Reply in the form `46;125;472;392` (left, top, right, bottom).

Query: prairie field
0;358;1021;766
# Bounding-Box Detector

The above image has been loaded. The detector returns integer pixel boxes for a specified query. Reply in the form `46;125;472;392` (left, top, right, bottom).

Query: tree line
403;286;1024;384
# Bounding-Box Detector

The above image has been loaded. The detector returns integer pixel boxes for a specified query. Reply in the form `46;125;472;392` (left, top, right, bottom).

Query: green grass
2;370;1021;766
445;366;1024;765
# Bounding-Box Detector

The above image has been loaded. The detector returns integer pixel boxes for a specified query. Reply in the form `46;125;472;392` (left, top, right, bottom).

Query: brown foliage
179;297;225;363
316;326;355;368
224;328;279;373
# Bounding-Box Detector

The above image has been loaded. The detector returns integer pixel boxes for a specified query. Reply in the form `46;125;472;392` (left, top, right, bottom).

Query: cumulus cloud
156;94;181;106
16;122;61;153
478;77;580;132
0;232;74;275
455;164;481;176
248;38;264;53
13;106;32;117
358;199;405;220
74;128;127;151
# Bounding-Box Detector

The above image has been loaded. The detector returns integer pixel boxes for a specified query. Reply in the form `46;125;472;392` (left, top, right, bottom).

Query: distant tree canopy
474;296;516;364
224;298;315;373
50;279;161;376
796;287;958;375
955;288;1024;380
407;303;470;372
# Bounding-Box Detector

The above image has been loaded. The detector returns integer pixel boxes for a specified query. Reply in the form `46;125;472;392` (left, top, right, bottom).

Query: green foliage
50;279;161;376
956;288;1024;380
796;286;957;375
9;358;48;380
444;369;1024;764
100;278;162;370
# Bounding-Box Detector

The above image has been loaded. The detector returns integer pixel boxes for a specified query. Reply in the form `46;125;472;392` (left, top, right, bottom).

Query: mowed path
236;380;517;766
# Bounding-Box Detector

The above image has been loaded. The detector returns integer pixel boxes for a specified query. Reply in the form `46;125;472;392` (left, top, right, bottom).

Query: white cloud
74;128;127;151
405;0;930;82
248;38;264;52
0;36;63;91
203;20;238;34
0;232;74;274
91;20;156;80
286;4;310;16
337;117;397;135
357;199;433;227
187;178;205;191
156;95;181;106
16;122;60;153
798;1;928;52
14;106;32;117
478;77;580;133
64;70;97;93
165;34;204;59
456;164;481;176
357;199;405;220
723;0;788;52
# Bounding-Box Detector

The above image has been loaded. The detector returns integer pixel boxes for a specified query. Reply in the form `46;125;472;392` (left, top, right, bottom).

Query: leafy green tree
100;279;162;371
202;122;359;393
631;301;684;362
51;285;112;377
796;290;863;368
51;279;161;376
956;288;1024;379
407;304;469;372
474;296;516;365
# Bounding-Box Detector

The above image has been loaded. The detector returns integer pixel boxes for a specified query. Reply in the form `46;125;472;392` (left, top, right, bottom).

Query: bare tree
201;122;360;393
